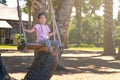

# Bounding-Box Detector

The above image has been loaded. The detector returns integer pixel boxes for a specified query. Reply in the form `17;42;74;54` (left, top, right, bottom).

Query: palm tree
103;0;115;54
74;0;103;45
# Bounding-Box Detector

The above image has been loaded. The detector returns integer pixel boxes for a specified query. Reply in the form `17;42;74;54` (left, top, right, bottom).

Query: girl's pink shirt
34;24;51;43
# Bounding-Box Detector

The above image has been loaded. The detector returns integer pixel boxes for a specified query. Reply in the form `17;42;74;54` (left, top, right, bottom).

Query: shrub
14;34;24;45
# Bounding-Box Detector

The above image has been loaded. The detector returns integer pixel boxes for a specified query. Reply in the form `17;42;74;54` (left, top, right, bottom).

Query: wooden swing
17;0;62;51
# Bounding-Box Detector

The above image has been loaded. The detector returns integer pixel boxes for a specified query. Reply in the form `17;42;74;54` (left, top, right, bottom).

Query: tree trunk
103;0;115;55
24;50;57;80
55;0;74;48
32;0;47;25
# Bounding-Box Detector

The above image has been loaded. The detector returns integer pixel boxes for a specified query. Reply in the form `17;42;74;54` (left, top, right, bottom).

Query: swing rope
17;0;62;48
49;0;62;46
17;0;27;44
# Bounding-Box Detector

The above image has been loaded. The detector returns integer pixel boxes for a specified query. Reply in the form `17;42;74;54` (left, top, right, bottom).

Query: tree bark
103;0;115;55
32;0;47;25
24;50;57;80
55;0;74;48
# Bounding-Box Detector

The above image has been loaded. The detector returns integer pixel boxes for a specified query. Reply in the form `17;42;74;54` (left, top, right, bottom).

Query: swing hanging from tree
17;0;62;51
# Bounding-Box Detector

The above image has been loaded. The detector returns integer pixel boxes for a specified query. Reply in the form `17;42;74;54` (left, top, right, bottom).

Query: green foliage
68;19;78;43
74;0;103;15
114;10;120;47
114;26;120;47
22;7;28;14
21;0;29;14
0;45;17;49
14;34;24;45
82;15;104;45
69;15;104;46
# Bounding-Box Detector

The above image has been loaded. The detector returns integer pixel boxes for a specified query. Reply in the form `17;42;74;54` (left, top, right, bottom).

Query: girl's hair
38;13;47;19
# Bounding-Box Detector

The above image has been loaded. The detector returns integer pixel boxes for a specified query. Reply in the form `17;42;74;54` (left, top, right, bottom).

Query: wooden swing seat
17;43;55;51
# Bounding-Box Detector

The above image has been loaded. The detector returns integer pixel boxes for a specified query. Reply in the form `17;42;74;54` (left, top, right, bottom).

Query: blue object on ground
0;54;9;80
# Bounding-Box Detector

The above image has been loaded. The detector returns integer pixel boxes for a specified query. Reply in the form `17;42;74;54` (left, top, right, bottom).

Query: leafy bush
14;34;24;45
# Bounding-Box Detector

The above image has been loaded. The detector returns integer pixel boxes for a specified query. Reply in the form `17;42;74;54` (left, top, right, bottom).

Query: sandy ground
1;50;120;80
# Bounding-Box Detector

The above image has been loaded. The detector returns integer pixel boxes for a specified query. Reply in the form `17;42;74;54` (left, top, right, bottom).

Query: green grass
0;45;17;49
68;47;103;51
68;47;119;52
0;45;118;52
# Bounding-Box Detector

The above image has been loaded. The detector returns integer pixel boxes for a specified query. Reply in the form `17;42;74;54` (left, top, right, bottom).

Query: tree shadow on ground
1;56;34;73
55;50;120;75
1;50;120;76
64;50;102;54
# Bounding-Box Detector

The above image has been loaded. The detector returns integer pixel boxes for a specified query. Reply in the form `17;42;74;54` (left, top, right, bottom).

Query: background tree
74;0;103;45
55;0;74;48
114;11;120;47
69;15;104;47
115;11;120;58
103;0;115;54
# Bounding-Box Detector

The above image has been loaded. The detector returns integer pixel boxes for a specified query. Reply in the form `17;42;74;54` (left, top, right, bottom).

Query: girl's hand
54;30;57;34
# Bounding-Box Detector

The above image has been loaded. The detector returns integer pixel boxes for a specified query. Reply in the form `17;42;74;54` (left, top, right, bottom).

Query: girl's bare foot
50;48;56;56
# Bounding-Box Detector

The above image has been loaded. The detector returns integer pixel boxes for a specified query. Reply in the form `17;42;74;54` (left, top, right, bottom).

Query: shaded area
0;50;120;76
0;54;10;80
55;50;120;75
2;56;33;73
24;51;57;80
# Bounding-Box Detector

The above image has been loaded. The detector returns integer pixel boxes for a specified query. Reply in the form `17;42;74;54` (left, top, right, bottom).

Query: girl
25;13;59;56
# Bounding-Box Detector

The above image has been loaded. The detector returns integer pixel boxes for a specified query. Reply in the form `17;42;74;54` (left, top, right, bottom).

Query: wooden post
24;50;57;80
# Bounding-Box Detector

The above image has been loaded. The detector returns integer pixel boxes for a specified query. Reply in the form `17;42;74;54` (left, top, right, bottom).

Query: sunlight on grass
0;45;17;49
0;45;118;52
68;47;103;51
68;47;119;52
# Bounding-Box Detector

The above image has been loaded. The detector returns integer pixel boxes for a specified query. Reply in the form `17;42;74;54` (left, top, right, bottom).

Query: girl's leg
51;40;61;65
38;40;52;51
44;40;56;56
44;40;52;51
38;40;56;56
51;40;60;53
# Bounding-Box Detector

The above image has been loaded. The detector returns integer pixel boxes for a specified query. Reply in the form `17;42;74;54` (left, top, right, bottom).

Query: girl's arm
25;28;35;33
49;31;57;37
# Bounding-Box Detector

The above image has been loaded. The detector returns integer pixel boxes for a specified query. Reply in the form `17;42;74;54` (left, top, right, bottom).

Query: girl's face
39;15;47;24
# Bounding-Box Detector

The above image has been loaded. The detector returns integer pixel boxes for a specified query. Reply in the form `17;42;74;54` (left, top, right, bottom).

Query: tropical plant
74;0;103;45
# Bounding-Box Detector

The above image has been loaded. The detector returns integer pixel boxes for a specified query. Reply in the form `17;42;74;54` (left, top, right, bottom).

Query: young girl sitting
25;13;59;56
